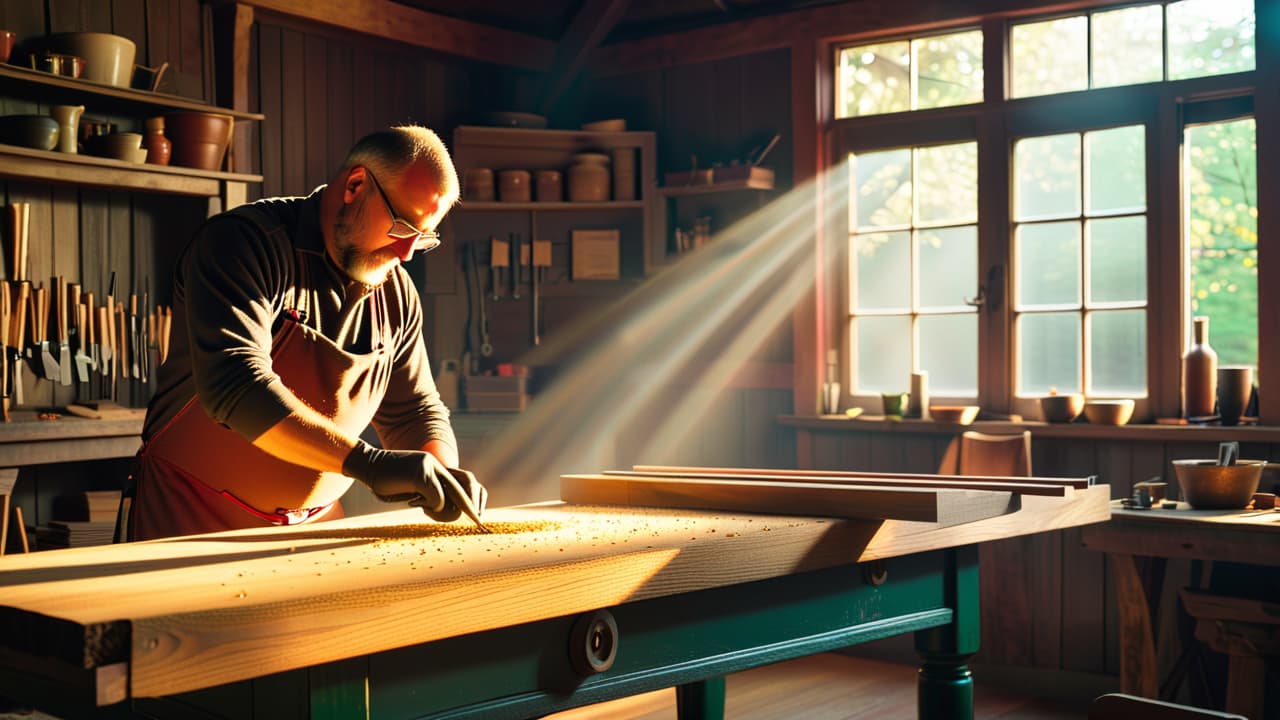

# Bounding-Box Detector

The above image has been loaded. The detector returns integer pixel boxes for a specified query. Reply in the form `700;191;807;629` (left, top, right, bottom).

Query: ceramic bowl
44;32;136;87
582;118;625;132
0;115;59;150
1172;459;1264;509
1083;399;1135;426
101;132;146;162
1039;393;1085;423
165;112;233;170
929;405;979;425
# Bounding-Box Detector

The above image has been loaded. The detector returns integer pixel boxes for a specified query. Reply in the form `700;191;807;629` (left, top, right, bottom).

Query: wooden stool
1180;588;1280;719
0;468;15;556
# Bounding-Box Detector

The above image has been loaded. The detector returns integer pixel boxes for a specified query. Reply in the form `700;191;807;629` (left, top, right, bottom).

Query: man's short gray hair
343;125;458;203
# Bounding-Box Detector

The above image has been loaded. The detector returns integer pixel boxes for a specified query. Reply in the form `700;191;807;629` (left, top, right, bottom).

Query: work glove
342;440;487;523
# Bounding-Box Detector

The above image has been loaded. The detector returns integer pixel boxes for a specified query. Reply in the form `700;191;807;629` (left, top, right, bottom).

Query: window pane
1017;221;1081;307
918;226;977;310
853;149;912;229
1086;125;1146;214
1014;133;1081;221
1089;310;1146;396
1011;16;1087;98
837;41;911;118
919;314;978;395
915;30;984;110
1168;0;1255;81
916;142;977;225
1186;118;1257;367
853;232;910;311
1092;6;1163;88
855;315;912;393
1088;217;1146;305
1018;312;1081;395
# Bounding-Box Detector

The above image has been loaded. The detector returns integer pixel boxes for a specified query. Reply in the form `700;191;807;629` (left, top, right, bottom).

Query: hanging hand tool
56;276;70;385
10;282;27;406
83;291;99;385
509;232;521;300
129;292;140;380
489;236;507;301
478;272;493;358
102;275;115;380
69;283;88;383
1;284;9;420
532;240;550;346
140;284;149;382
40;284;57;381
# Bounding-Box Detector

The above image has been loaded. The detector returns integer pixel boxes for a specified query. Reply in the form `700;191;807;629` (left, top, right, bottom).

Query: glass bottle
1182;316;1217;419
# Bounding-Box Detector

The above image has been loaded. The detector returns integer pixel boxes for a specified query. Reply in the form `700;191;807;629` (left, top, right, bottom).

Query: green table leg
915;545;979;720
676;677;726;720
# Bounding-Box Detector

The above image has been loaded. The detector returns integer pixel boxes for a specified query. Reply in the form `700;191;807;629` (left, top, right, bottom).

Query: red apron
130;257;392;541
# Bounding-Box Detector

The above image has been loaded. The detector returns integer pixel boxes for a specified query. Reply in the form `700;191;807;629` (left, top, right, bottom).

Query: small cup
498;170;531;203
463;168;494;201
1217;365;1253;426
881;392;909;418
535;169;562;202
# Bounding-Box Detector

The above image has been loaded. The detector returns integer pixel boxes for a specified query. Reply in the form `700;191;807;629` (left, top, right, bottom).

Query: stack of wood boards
37;489;120;549
464;375;528;412
561;465;1095;527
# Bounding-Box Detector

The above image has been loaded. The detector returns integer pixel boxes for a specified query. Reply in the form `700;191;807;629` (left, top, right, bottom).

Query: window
848;142;978;395
1185;117;1257;366
829;1;1264;420
1013;126;1147;397
1010;0;1255;98
836;29;983;118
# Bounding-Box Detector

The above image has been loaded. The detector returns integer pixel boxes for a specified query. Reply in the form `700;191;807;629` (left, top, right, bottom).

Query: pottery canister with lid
498;170;531;202
142;116;171;166
611;148;636;201
568;152;610;202
535;170;563;202
464;168;495;201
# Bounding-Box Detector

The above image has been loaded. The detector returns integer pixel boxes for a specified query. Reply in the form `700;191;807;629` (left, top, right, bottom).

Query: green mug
881;392;909;418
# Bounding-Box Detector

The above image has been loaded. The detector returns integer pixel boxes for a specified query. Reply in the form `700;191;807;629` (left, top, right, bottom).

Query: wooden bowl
1083;399;1134;426
929;405;979;425
1172;459;1264;509
1039;393;1085;423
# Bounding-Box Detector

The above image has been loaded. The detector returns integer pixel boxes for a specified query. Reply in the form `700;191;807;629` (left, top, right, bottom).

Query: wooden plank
255;22;283;200
238;0;554;71
561;473;1019;526
278;26;305;195
632;464;1091;489
302;33;328;189
1255;0;1279;424
176;0;204;100
612;469;1069;497
537;0;633;116
0;65;264;120
325;37;353;179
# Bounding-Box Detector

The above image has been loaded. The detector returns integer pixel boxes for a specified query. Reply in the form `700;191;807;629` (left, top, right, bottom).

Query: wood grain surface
563;473;1021;525
621;466;1086;495
0;490;1109;700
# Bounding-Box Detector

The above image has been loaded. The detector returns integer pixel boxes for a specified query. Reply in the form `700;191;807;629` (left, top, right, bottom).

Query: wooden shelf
457;200;645;211
778;414;1280;443
0;63;264;120
659;176;775;197
454;125;652;151
0;144;262;196
0;411;142;467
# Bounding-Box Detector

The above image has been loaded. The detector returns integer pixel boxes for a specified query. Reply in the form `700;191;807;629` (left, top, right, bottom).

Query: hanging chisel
56;276;70;385
509;232;521;300
11;282;27;406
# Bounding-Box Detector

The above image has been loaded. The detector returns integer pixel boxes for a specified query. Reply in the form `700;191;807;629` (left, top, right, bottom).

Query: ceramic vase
1182;316;1217;419
568;153;610;202
50;104;84;154
142;116;171;166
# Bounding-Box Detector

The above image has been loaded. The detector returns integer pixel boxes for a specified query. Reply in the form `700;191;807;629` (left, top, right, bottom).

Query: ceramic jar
611;148;636;201
535;169;562;202
50;104;84;154
464;168;494;201
142;116;171;166
568;153;610;202
1182;315;1217;419
498;170;531;203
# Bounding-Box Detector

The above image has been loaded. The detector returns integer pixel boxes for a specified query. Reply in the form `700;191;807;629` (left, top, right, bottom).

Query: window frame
824;5;1264;424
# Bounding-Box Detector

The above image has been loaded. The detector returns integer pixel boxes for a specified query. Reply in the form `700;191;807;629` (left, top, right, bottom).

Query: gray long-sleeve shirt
142;187;456;455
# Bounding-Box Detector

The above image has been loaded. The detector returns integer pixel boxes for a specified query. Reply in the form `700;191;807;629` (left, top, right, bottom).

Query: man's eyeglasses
364;168;442;253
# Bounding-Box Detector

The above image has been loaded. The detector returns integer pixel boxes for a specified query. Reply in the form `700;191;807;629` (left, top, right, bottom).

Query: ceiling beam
234;0;556;70
537;0;633;115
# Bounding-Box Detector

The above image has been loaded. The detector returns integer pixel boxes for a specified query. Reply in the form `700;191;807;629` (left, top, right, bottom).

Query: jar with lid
568;153;610;202
498;170;531;202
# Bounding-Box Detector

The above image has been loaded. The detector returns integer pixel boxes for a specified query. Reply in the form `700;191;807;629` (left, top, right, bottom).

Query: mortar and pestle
1171;441;1263;509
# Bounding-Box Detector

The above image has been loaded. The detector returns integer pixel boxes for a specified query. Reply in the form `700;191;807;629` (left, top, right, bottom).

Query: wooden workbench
0;486;1110;719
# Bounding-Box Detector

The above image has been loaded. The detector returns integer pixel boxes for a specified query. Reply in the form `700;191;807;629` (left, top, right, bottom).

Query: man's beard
333;204;399;285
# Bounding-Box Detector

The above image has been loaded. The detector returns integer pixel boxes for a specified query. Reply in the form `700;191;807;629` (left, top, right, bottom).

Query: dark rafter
538;0;633;116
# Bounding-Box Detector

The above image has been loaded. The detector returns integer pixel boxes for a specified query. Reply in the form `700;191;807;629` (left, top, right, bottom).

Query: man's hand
342;441;486;522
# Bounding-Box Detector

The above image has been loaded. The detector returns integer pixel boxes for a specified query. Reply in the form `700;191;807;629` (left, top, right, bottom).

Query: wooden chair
936;430;1031;478
937;431;1032;667
1090;693;1247;719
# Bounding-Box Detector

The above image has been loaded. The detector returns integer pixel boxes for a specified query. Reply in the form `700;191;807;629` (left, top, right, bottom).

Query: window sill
777;414;1280;443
